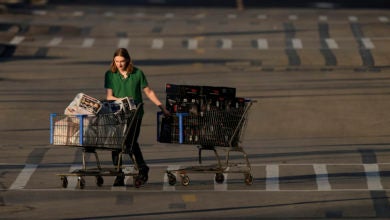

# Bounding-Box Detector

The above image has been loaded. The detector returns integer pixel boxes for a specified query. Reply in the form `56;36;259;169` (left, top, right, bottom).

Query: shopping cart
157;99;256;186
50;103;144;188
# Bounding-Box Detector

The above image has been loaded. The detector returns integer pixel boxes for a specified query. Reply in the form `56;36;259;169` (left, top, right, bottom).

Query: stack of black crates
159;83;247;147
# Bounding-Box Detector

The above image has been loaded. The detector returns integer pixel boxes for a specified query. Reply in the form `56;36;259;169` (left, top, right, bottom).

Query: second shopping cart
157;84;256;186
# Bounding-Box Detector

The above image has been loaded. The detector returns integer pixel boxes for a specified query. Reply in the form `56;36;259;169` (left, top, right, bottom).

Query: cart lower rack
157;99;256;186
50;103;145;188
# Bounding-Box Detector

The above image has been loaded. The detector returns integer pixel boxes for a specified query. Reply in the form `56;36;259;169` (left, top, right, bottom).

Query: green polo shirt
104;66;148;114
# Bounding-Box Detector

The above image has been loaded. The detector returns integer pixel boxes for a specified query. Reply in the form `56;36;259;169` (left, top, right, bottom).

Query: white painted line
104;12;114;17
266;165;279;191
187;39;198;50
325;38;339;49
163;165;180;191
118;38;129;48
194;13;206;19
165;13;175;18
318;15;328;21
9;36;25;45
151;38;164;49
292;38;303;49
228;14;237;19
349;16;358;22
82;38;95;48
47;37;63;47
66;164;82;190
257;14;267;19
135;12;145;17
9;164;38;190
289;15;298;20
313;164;331;191
364;164;383;190
214;168;228;191
257;38;268;49
73;11;84;17
361;38;375;49
221;39;232;49
378;16;389;23
32;10;47;16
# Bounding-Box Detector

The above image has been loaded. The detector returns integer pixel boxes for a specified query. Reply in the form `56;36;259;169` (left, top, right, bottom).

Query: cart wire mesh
50;109;140;150
158;100;254;148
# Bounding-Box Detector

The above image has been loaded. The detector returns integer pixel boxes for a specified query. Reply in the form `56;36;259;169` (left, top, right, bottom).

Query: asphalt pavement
1;2;390;219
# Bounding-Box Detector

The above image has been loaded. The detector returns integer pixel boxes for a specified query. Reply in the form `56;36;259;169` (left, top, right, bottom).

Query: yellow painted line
182;194;197;202
195;48;205;54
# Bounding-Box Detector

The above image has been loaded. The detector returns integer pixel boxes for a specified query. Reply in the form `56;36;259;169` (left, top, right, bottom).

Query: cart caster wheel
77;177;85;189
244;173;253;186
133;177;143;188
61;176;68;188
96;176;104;187
215;173;225;184
167;172;176;186
181;175;190;186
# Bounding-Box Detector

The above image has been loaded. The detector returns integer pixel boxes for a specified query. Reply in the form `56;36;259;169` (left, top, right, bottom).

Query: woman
105;48;169;186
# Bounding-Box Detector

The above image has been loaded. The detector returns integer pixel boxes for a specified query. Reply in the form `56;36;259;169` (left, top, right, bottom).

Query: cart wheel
215;173;225;184
77;177;86;189
167;172;176;186
95;176;104;187
244;173;253;186
181;175;190;186
61;176;68;188
134;176;143;188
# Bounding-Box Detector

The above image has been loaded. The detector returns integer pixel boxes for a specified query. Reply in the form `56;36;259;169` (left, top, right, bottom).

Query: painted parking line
104;11;114;17
219;39;232;49
318;15;328;21
7;162;390;191
325;38;339;49
82;38;95;48
364;164;383;190
284;23;301;66
313;164;331;191
266;165;279;191
73;11;84;17
151;38;164;49
9;36;25;45
227;14;237;19
361;38;375;49
292;38;303;49
350;22;375;66
349;16;358;22
32;10;47;16
47;37;63;47
135;12;145;17
165;13;175;19
378;16;389;23
187;39;198;50
9;164;38;190
256;38;268;50
289;15;298;20
194;13;205;19
65;164;82;190
118;38;129;48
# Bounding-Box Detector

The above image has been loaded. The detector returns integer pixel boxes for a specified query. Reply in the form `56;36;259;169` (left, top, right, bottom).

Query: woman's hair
110;48;134;73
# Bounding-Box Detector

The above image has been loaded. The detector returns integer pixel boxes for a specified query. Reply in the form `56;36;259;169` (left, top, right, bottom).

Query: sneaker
113;174;125;186
138;166;149;184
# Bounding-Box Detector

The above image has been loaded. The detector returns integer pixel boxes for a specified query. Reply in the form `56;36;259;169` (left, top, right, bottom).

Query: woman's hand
159;105;171;117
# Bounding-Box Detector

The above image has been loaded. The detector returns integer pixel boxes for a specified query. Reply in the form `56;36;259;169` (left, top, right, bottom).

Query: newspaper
65;93;102;115
100;97;136;114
